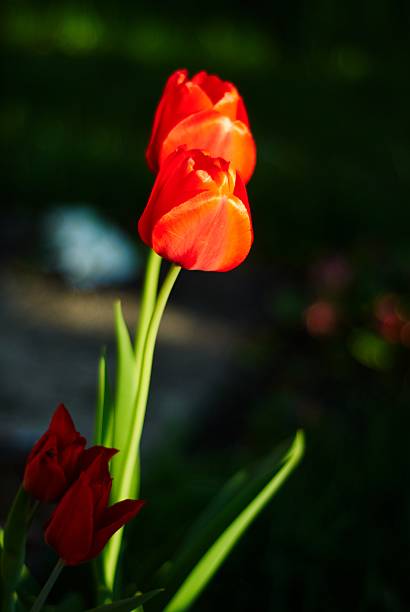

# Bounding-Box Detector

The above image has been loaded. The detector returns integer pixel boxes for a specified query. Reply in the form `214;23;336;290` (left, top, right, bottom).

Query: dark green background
1;1;410;610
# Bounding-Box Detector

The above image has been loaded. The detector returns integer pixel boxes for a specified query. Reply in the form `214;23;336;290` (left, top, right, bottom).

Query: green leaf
110;301;139;493
1;525;39;611
103;301;139;592
95;351;113;447
161;430;305;612
1;487;31;587
85;589;164;612
1;487;32;611
156;434;297;590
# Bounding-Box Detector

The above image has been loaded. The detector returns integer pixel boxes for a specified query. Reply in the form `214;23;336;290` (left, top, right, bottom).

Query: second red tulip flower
45;447;144;565
138;147;253;272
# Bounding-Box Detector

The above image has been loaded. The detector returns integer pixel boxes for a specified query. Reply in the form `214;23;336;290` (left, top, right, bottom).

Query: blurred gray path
0;270;241;455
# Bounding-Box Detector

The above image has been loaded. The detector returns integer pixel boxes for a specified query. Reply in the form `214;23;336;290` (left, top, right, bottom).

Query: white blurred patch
43;205;140;289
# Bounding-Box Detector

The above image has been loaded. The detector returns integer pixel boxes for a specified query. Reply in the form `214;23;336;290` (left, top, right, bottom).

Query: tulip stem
134;249;162;361
103;264;181;592
30;558;65;612
127;263;181;496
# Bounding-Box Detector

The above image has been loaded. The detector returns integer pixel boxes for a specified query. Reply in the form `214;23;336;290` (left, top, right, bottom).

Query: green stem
130;249;162;493
103;264;181;591
134;250;162;359
100;250;161;594
122;263;181;500
131;250;162;490
29;559;64;612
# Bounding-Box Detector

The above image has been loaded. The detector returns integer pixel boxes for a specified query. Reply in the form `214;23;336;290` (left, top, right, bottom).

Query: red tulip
138;147;253;272
45;447;144;565
146;69;256;184
23;404;86;503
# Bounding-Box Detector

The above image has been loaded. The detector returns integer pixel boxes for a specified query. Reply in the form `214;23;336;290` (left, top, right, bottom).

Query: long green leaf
85;589;164;612
103;301;139;591
163;430;305;612
1;487;32;612
111;301;139;478
1;525;40;611
154;436;294;593
95;351;113;447
94;352;115;596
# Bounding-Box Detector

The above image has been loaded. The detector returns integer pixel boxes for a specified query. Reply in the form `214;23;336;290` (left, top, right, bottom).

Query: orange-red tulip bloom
138;147;253;272
23;404;86;503
45;447;144;565
146;69;256;184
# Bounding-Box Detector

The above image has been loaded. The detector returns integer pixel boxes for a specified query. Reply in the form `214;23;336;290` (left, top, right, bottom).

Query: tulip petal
80;446;118;473
45;474;94;565
23;405;86;502
81;448;117;523
139;148;219;246
49;404;84;447
152;191;253;272
192;72;240;120
23;434;68;502
25;430;52;466
160;110;256;184
146;70;213;172
213;91;241;122
192;71;232;103
233;171;251;216
91;499;145;559
60;437;87;483
236;96;250;128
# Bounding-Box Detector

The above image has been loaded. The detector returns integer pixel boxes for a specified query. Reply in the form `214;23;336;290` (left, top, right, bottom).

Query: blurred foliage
2;0;410;610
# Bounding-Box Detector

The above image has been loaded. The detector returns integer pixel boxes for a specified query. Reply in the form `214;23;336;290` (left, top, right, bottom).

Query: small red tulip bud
23;404;86;503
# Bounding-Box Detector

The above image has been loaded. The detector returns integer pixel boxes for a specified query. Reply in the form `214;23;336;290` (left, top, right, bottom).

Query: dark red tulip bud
23;404;86;503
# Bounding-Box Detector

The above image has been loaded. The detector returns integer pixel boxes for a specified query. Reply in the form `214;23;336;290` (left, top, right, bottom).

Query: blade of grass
155;437;292;590
95;351;113;447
